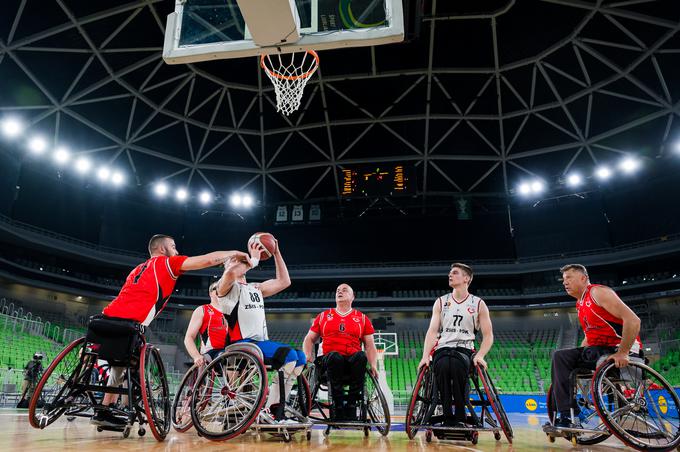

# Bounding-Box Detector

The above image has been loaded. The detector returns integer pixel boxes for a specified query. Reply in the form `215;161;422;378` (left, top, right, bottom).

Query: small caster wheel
471;431;478;445
571;436;577;446
364;426;370;437
96;427;103;432
548;434;555;443
138;428;146;437
425;430;432;443
494;431;501;441
323;426;331;437
67;416;76;422
123;425;131;438
306;430;312;441
282;430;291;442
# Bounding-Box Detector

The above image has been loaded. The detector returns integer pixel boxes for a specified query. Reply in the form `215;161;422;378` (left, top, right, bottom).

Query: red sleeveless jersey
577;284;641;353
103;255;188;325
199;304;228;352
310;308;375;357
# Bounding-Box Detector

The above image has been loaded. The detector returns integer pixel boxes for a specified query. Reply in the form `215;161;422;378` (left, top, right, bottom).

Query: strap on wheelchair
269;346;292;370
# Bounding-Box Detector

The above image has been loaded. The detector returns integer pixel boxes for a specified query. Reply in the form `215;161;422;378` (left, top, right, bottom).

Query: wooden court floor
1;410;634;451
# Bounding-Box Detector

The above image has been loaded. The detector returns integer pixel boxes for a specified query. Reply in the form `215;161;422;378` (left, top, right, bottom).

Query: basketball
248;232;277;260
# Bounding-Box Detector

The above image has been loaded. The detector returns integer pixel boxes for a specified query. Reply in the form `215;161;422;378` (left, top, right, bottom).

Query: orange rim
260;50;319;81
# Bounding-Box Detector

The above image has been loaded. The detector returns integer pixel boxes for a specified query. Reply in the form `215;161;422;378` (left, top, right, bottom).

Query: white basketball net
261;51;319;116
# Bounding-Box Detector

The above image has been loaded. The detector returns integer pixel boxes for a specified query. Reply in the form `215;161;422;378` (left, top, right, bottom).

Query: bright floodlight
199;191;212;205
595;166;612;180
28;136;47;154
518;183;531;195
176;188;188;201
230;193;242;207
567;173;582;187
111;172;124;186
53;147;71;164
154;182;169;197
673;141;680;154
530;180;544;194
75;157;91;174
242;194;254;208
619;157;640;174
1;117;24;138
97;167;111;181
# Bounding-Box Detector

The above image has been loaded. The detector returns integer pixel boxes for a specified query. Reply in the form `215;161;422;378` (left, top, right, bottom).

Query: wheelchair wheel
546;378;611;445
140;344;171;441
406;365;432;439
365;371;390;436
29;337;92;429
171;364;200;432
592;360;680;452
190;349;267;441
477;366;513;443
286;374;312;418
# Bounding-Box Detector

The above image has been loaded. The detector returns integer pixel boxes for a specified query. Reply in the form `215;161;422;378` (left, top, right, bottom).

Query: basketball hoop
260;50;319;116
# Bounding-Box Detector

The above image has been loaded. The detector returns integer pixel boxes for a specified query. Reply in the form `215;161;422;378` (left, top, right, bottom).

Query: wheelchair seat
86;315;144;365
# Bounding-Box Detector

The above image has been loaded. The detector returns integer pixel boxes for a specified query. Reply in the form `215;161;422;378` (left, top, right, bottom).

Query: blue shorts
237;339;306;367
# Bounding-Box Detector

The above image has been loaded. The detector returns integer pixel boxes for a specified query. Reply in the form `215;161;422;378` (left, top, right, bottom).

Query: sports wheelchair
304;357;391;437
28;315;170;441
543;356;680;451
175;342;312;442
406;361;513;445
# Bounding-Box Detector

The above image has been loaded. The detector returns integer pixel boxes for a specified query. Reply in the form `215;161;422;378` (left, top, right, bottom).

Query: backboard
163;0;404;64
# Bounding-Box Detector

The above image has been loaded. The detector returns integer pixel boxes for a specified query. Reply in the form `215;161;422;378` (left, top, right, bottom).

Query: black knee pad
270;346;293;370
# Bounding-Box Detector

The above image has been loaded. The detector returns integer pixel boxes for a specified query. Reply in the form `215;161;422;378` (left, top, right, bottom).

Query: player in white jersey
418;263;494;427
215;239;305;424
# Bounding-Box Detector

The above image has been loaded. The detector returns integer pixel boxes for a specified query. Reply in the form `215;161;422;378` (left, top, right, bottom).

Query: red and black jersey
103;255;188;325
577;284;642;353
199;304;228;352
310;308;375;357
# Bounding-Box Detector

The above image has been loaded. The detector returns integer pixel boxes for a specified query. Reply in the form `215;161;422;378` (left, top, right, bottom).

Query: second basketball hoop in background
261;50;319;116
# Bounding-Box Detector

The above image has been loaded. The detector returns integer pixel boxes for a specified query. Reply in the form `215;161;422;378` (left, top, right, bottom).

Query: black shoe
91;409;126;428
555;417;581;429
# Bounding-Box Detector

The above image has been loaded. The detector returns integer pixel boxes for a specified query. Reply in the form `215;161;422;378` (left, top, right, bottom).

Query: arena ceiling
1;0;679;213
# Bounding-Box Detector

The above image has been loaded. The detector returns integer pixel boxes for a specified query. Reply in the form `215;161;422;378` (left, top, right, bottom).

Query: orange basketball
248;232;277;260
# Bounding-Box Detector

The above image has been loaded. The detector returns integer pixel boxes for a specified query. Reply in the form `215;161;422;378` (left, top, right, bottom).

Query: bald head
335;283;355;305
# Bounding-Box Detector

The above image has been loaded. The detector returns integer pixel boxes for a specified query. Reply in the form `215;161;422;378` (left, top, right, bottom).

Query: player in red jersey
93;234;248;427
302;283;378;421
184;280;229;366
550;264;642;429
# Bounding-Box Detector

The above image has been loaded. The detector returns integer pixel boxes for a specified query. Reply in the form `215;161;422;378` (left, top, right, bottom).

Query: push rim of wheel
592;360;680;452
406;366;430;439
572;375;611;445
190;350;267;441
171;364;200;432
366;372;390;436
28;337;89;429
477;365;513;443
140;344;171;441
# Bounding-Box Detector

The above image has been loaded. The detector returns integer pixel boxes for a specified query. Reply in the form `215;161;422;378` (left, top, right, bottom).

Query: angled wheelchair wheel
286;373;312;418
29;337;93;429
190;350;267;441
477;365;513;444
365;372;390;436
140;344;171;441
171;364;200;432
592;360;680;452
406;365;432;439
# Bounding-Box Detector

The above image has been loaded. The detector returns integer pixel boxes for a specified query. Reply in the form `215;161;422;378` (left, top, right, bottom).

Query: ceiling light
111;172;124;186
619;157;640;174
154;182;169;197
28;136;47;154
53;147;71;164
518;183;531;196
1;117;24;138
566;173;582;187
75;157;91;174
595;166;611;180
530;180;544;194
242;194;254;207
230;193;242;207
97;167;111;181
199;191;212;205
176;188;188;201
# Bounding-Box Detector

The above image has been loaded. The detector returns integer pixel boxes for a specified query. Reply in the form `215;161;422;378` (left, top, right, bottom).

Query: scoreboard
340;164;414;197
